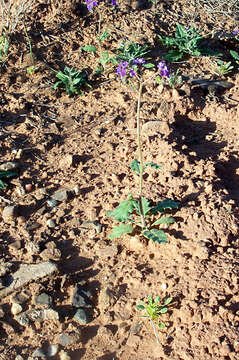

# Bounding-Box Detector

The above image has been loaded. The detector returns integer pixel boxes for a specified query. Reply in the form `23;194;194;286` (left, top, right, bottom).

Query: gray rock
11;303;22;315
58;331;81;347
46;219;56;228
47;344;59;357
59;350;71;360
51;189;70;202
81;220;102;234
9;240;22;250
34;293;52;307
15;308;59;326
15;356;24;360
12;290;31;304
25;222;41;232
40;242;61;261
32;348;46;359
47;200;58;208
72;285;93;308
0;161;19;171
2;205;18;220
74;308;91;324
142;120;165;135
0;261;58;299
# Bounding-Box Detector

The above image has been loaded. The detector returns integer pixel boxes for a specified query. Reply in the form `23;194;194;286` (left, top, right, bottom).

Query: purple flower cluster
85;0;116;11
157;61;170;78
233;29;239;36
117;61;136;81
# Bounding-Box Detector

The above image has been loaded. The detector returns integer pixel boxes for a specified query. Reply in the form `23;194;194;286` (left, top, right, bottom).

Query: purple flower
111;0;116;6
233;29;239;35
85;0;98;10
117;62;128;80
133;58;146;65
129;69;136;77
157;61;170;78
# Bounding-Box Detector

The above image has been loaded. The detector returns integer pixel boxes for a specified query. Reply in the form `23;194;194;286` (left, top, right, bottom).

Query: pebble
32;347;46;359
58;331;81;346
25;242;40;255
72;285;93;308
74;308;90;324
2;205;18;220
25;184;33;192
25;222;41;232
0;161;19;171
40;242;61;261
72;184;80;195
9;240;22;250
51;189;70;202
47;344;59;357
12;290;31;304
142;120;164;136
34;293;53;307
15;308;59;326
11;303;23;315
59;350;71;360
15;356;24;360
0;261;12;276
46;219;56;228
47;199;58;208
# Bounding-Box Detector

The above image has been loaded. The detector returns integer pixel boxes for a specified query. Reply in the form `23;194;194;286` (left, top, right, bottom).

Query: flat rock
2;205;18;220
15;308;59;326
73;308;91;324
58;331;81;346
34;293;53;307
51;189;70;202
142;120;168;136
0;261;58;299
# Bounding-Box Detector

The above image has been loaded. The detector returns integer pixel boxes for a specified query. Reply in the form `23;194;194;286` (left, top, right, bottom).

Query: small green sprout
158;23;221;62
54;67;91;96
137;295;173;343
216;60;234;75
0;170;18;190
0;35;9;62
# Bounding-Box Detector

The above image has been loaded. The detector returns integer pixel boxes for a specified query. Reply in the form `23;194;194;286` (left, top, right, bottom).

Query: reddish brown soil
0;1;239;359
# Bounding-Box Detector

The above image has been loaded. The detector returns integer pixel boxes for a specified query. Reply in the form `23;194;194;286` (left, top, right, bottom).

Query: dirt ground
0;0;239;359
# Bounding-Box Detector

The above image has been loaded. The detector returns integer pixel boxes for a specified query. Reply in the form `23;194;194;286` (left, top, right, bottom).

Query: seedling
54;66;91;96
116;41;149;65
107;81;179;243
0;170;18;189
216;60;234;76
24;24;38;75
137;295;173;343
158;23;221;62
0;35;9;62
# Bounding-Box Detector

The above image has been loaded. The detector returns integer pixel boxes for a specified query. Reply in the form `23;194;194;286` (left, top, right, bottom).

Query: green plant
0;170;17;189
107;82;179;243
158;23;221;62
24;23;38;75
216;60;234;75
54;66;91;96
230;50;239;63
0;35;9;62
116;41;149;65
137;295;173;343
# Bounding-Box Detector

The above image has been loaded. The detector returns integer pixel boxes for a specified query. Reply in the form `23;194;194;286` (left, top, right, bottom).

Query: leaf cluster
116;41;149;64
54;66;91;96
137;295;173;330
158;23;220;62
0;170;17;189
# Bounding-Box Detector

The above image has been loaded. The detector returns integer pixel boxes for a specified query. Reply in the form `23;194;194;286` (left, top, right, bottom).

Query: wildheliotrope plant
137;295;173;343
230;29;239;64
85;0;116;11
54;66;91;96
107;61;179;243
158;23;221;62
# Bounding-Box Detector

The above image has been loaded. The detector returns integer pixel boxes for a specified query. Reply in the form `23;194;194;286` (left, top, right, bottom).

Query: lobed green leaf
108;224;134;239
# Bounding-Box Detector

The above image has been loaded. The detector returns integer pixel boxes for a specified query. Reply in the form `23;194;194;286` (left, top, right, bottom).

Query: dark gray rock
71;285;93;308
51;190;70;202
34;293;52;307
58;331;81;347
74;308;91;324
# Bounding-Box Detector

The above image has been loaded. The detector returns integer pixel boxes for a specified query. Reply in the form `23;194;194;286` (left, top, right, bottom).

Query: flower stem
136;81;146;228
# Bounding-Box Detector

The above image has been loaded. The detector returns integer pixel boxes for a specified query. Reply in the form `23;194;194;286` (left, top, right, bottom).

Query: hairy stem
136;81;146;228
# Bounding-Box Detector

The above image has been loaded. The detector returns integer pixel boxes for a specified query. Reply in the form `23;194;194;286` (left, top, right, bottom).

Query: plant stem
136;81;146;228
146;310;159;344
23;23;34;65
97;10;104;70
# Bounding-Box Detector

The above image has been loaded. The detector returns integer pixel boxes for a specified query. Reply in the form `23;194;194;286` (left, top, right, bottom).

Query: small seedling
216;60;234;76
54;66;91;96
158;23;221;62
24;24;38;75
116;41;149;65
230;50;239;64
0;170;18;189
0;35;9;62
137;295;173;343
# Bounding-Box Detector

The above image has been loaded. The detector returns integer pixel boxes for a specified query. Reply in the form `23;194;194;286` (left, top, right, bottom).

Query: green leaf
163;50;184;62
82;45;97;53
152;216;175;226
108;224;134;239
99;30;109;41
143;63;155;69
163;297;173;306
144;162;162;170
0;170;17;189
152;199;180;214
158;307;168;314
130;159;140;175
154;296;161;303
143;229;168;244
158;322;166;330
136;304;145;310
107;195;136;222
133;197;151;217
230;50;239;61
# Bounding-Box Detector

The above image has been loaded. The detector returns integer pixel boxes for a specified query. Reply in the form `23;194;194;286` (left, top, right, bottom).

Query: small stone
9;240;22;250
12;290;31;304
74;308;91;324
72;285;93;308
18;216;26;224
98;244;118;258
34;293;52;307
58;331;81;347
25;221;41;232
11;303;23;315
25;184;33;192
15;308;59;326
15;356;24;360
59;155;73;168
2;205;18;220
130;322;143;335
142;120;164;136
47;200;58;208
15;149;23;160
0;261;12;276
72;185;80;195
0;161;19;171
81;220;102;234
47;344;59;357
40;242;61;261
59;350;71;360
51;189;69;202
25;242;40;255
32;347;46;359
161;283;167;290
46;219;56;228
